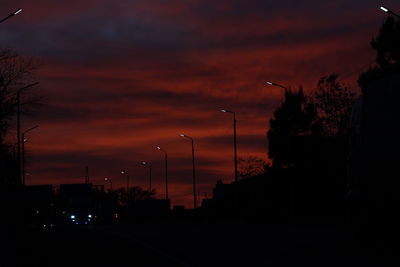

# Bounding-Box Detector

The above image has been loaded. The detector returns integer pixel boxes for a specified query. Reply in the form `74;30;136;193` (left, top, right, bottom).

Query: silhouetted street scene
1;1;400;266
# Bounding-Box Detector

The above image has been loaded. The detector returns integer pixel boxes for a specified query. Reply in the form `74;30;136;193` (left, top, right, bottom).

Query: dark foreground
2;221;398;267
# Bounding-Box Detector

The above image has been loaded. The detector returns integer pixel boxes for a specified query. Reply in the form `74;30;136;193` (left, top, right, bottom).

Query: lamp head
14;8;22;15
380;6;389;12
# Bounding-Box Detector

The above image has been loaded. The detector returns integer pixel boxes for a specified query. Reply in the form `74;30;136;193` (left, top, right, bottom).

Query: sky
1;0;399;207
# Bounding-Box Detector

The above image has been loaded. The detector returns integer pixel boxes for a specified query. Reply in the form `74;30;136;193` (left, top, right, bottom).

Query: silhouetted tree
359;16;400;87
313;74;356;136
267;87;318;167
114;186;155;205
238;156;268;178
1;49;40;185
0;48;40;144
371;16;400;67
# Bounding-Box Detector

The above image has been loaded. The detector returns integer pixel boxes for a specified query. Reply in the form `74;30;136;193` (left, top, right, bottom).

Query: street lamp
105;177;113;191
221;109;238;183
16;82;40;184
21;125;38;185
0;8;22;24
380;6;400;18
141;161;152;196
266;81;288;92
266;80;295;218
121;170;130;192
156;146;168;199
180;134;197;209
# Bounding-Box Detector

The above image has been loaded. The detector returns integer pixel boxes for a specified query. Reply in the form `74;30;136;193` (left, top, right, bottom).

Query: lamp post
16;82;40;184
266;80;291;163
141;161;152;196
266;81;288;92
156;146;168;199
380;6;400;18
221;109;238;183
180;134;197;209
121;170;130;193
0;8;22;24
21;125;38;185
266;80;294;218
105;177;113;191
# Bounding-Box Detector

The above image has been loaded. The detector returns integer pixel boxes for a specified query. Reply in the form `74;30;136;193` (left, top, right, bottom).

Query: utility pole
149;164;152;195
21;125;38;186
165;152;168;199
17;92;21;184
180;134;197;209
156;146;169;199
191;138;196;209
85;166;89;184
233;113;238;183
221;109;238;182
15;82;39;185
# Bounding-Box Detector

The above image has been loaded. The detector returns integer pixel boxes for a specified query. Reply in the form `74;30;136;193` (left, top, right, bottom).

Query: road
3;221;397;267
5;225;176;267
96;221;396;267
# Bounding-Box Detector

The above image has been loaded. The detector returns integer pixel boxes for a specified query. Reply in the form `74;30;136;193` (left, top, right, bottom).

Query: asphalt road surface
95;221;397;267
3;221;398;267
5;225;176;267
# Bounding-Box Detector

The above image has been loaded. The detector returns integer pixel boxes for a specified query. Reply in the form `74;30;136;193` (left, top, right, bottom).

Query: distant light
76;222;79;225
105;177;108;181
266;81;273;85
157;146;161;150
221;109;227;113
84;222;88;225
14;8;22;15
70;215;75;219
180;134;185;137
88;214;92;218
36;210;39;214
142;161;146;165
23;138;28;142
380;6;389;12
121;170;125;174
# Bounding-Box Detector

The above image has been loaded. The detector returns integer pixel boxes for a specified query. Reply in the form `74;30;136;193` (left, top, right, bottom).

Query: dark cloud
4;0;400;207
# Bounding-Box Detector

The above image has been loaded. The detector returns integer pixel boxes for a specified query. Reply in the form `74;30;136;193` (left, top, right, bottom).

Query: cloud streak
3;0;399;207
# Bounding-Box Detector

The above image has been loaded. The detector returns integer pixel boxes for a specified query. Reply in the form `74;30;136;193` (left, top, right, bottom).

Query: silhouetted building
350;65;400;242
59;183;94;225
133;199;171;218
23;185;56;229
205;174;289;219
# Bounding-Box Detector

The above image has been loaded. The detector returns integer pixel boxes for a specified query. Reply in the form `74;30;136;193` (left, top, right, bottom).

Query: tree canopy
371;16;400;67
0;48;40;143
313;74;355;136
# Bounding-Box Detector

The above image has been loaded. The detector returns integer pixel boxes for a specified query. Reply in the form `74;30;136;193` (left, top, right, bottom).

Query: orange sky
1;0;399;207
